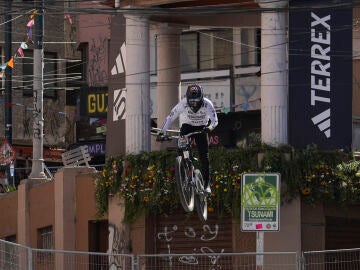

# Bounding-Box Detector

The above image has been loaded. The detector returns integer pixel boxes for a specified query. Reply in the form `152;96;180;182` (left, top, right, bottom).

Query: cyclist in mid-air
158;84;218;194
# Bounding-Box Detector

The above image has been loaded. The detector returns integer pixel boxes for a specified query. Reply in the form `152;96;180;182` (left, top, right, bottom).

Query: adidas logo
113;88;126;121
111;42;126;76
311;108;331;138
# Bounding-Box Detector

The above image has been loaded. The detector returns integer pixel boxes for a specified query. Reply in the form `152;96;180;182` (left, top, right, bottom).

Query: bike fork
187;165;194;185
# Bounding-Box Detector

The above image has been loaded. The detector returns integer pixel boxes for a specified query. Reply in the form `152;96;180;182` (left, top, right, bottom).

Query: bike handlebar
151;127;204;141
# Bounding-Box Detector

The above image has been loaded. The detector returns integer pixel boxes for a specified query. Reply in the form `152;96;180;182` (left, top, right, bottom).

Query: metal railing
137;252;299;270
1;239;360;270
302;248;360;270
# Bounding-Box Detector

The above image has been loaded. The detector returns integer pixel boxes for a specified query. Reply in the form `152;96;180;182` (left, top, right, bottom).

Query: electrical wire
0;1;358;88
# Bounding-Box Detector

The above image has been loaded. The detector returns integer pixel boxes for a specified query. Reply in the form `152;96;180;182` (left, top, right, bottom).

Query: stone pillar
108;194;130;258
17;179;36;247
125;14;151;154
258;0;288;145
54;167;96;270
155;23;182;150
257;0;301;254
17;179;41;269
156;23;182;128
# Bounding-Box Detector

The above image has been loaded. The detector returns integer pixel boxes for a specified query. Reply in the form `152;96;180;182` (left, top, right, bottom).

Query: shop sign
80;87;108;118
12;146;64;162
87;143;106;156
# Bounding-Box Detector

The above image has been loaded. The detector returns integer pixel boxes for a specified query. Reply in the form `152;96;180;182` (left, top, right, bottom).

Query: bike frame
151;128;208;221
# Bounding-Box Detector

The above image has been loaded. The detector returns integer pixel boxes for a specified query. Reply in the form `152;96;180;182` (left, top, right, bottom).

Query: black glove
202;127;211;134
156;131;164;141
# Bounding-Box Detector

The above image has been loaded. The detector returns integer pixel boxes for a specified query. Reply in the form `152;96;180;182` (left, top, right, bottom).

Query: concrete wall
77;1;112;87
28;181;54;247
76;172;102;251
0;167;100;252
265;198;302;252
1;167;359;255
0;191;17;239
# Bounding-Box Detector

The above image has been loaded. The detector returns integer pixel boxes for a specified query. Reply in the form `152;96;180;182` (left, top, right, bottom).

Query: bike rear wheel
175;156;194;212
194;169;208;222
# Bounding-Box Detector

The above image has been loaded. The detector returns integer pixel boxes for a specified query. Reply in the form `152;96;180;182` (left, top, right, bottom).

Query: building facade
0;0;360;263
0;0;81;184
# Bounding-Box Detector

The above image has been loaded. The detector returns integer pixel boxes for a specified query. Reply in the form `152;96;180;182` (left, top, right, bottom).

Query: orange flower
301;188;311;195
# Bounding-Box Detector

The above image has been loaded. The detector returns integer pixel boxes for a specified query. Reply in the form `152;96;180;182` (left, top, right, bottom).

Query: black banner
106;15;126;156
289;1;352;150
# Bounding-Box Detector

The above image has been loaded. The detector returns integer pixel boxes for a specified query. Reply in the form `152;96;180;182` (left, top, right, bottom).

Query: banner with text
289;0;352;150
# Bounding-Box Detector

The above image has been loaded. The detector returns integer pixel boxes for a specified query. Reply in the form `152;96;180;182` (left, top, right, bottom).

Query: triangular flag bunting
64;14;73;25
7;57;14;68
27;19;34;28
30;10;39;20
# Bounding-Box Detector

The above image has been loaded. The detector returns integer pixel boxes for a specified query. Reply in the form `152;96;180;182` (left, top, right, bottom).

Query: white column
125;14;150;153
258;0;288;145
156;23;182;129
257;1;301;255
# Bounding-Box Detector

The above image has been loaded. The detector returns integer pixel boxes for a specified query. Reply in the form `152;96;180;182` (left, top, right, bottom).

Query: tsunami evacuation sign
241;173;280;232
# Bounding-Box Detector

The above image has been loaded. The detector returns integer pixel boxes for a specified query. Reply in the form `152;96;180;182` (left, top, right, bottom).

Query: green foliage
94;144;360;223
0;184;17;193
94;156;124;218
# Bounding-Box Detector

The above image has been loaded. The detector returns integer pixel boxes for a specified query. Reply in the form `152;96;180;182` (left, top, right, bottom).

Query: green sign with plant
241;173;280;231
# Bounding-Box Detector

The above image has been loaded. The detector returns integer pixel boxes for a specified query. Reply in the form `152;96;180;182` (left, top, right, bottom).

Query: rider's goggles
188;98;201;108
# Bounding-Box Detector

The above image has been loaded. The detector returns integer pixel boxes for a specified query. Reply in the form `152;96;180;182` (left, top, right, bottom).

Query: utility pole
5;0;12;143
5;0;13;185
29;0;46;179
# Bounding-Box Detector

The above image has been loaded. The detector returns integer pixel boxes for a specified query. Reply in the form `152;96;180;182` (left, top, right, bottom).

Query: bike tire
194;169;208;222
175;156;194;212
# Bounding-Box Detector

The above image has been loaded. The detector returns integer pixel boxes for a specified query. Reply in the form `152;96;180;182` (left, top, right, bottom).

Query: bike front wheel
175;156;194;212
194;169;208;222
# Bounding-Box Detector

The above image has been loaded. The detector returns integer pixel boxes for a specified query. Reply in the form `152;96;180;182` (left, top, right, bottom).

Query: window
240;28;261;66
23;50;57;99
199;29;233;70
37;226;53;250
37;226;54;264
66;60;83;106
180;29;233;73
180;33;198;72
78;42;88;83
353;121;360;150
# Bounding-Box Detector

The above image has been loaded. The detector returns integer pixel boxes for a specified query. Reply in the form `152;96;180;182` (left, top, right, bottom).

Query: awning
13;146;64;162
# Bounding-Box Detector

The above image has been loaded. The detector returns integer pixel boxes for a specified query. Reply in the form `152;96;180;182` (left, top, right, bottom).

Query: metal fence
0;239;134;270
302;248;360;270
1;239;360;270
137;252;299;270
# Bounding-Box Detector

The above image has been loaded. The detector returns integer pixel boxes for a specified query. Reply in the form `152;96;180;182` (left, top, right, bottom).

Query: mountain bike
151;127;208;222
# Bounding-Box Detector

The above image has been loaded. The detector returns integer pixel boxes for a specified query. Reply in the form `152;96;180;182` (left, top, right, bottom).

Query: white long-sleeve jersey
161;97;218;132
